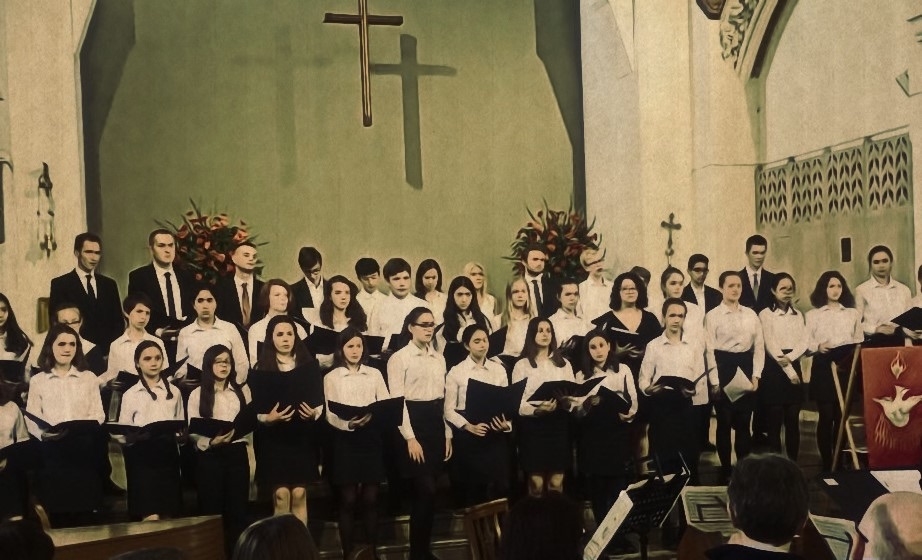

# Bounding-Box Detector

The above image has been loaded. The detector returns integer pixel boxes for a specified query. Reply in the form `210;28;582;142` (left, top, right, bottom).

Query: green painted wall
91;0;582;298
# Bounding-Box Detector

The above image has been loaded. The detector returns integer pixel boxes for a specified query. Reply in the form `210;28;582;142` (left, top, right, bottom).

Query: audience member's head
858;492;922;560
727;454;808;548
0;519;54;560
109;547;186;560
231;514;319;560
502;493;583;560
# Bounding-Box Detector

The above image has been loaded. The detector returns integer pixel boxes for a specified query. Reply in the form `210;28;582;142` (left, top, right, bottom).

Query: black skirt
577;407;632;476
396;400;446;478
759;350;804;406
451;427;509;485
517;411;570;473
714;350;756;413
35;429;103;513
646;392;696;467
123;435;182;518
809;344;857;403
332;425;385;485
0;465;28;520
255;421;320;489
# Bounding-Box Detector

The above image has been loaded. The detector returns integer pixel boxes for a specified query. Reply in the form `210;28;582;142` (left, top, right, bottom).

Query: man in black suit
214;241;264;329
681;253;722;312
739;234;775;313
521;243;559;318
49;232;123;348
290;246;325;321
127;229;195;339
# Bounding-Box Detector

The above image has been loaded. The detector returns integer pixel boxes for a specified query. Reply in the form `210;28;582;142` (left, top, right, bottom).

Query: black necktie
86;274;96;300
753;273;760;298
164;272;177;319
532;279;543;313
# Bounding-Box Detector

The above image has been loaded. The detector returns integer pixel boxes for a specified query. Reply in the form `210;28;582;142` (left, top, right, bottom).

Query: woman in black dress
252;315;323;525
592;272;663;382
324;327;390;557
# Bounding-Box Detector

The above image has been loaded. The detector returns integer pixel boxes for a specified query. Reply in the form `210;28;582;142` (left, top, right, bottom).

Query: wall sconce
37;162;56;258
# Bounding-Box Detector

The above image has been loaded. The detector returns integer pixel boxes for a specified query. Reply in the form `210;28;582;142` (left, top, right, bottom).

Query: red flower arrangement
158;200;264;285
507;200;601;282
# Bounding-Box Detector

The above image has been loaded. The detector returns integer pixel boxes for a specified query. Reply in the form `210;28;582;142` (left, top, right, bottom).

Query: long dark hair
809;270;856;308
134;340;174;401
767;272;799;314
255;315;313;370
199;344;244;418
0;293;31;357
318;275;367;332
521;317;565;369
609;272;648;310
414;259;443;299
36;324;88;372
442;276;490;343
331;327;368;370
395;307;435;350
580;328;618;378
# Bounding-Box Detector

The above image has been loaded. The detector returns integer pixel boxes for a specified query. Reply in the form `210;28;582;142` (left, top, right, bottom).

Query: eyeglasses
307;267;322;275
413;322;437;329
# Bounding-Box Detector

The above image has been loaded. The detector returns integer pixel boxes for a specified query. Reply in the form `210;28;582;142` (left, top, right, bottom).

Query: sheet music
809;514;858;560
871;470;922;494
583;490;634;560
723;367;754;402
681;486;734;536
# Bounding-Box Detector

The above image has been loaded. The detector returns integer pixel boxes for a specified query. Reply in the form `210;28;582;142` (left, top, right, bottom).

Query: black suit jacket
739;269;776;313
681;283;723;313
49;270;123;347
215;276;265;328
290;278;324;322
127;263;196;334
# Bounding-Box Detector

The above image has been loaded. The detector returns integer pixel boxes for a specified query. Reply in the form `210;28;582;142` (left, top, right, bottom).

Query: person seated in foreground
858;491;922;560
706;453;808;560
501;492;583;560
232;514;320;560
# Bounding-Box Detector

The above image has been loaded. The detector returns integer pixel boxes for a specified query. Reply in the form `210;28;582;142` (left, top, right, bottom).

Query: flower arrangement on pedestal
158;200;264;285
507;201;601;282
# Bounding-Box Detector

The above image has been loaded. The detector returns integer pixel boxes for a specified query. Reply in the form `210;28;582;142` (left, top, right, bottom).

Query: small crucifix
660;213;682;266
323;0;404;127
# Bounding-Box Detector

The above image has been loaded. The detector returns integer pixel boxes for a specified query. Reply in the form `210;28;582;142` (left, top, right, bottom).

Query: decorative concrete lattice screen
756;134;913;227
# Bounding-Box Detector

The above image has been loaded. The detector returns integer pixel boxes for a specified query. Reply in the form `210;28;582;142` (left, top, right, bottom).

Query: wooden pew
47;515;224;560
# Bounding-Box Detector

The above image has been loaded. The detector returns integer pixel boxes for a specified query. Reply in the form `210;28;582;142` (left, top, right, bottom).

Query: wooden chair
462;498;509;560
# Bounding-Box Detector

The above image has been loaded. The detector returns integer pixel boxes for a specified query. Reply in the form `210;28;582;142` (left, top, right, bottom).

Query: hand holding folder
463;379;526;425
327;397;405;430
188;409;257;440
22;409;101;441
107;420;185;443
527;376;605;403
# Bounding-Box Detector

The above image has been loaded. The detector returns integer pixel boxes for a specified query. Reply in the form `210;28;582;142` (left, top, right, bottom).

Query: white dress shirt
0;402;29;448
101;331;169;384
511;357;575;416
369;293;430;339
575;364;639;416
426;292;448;326
640;333;711;405
549;308;591;345
0;334;29;361
118;379;185;426
855;277;912;336
155;265;185;319
805;305;863;352
502;317;530;356
386;342;450;440
25;367;105;438
705;303;765;379
187;384;252;450
175;318;250;384
246;314;308;362
444;356;509;429
480;293;498;321
356;289;387;320
306;277;325;309
759;307;808;363
324;365;390;431
76;269;97;296
578;277;611;323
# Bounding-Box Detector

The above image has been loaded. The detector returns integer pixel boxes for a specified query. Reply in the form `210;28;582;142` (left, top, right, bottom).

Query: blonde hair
462;262;489;301
502;276;533;326
580;248;601;268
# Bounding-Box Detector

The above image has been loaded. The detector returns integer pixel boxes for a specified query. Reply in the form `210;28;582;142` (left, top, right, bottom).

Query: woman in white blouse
26;324;105;517
117;340;184;521
855;245;911;347
414;259;448;325
463;262;500;326
758;273;807;461
805;271;863;471
501;277;533;357
324;327;390;558
444;324;511;506
387;307;451;560
511;318;579;497
187;344;252;552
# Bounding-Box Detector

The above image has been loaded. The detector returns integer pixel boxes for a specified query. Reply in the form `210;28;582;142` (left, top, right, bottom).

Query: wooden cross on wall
323;0;404;126
660;213;681;266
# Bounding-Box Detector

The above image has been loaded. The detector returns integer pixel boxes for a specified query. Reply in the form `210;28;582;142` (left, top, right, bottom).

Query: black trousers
195;443;249;553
